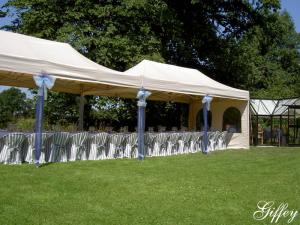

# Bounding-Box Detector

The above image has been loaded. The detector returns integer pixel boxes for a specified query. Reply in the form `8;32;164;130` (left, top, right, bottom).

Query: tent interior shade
250;98;300;116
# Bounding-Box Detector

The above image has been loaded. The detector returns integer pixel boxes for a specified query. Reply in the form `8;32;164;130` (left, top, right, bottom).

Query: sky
0;0;299;96
281;0;300;32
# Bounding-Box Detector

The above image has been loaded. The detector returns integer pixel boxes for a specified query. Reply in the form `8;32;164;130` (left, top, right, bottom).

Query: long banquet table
0;131;228;164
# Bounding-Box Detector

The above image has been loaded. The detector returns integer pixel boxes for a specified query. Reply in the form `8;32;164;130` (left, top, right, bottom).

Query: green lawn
0;147;300;225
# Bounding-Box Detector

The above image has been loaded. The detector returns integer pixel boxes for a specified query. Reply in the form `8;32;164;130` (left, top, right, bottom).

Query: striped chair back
71;132;88;146
49;132;70;162
69;132;89;161
0;133;26;164
168;133;181;155
26;133;50;163
92;132;109;149
125;133;138;158
109;134;125;158
145;132;156;156
155;133;169;156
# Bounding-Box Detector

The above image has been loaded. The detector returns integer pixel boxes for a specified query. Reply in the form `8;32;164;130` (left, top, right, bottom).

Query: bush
15;118;35;132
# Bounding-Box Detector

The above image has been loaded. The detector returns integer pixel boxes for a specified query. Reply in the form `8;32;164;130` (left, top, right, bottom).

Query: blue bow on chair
33;73;56;100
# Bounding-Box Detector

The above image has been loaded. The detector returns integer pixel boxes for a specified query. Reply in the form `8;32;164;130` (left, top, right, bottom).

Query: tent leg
137;105;146;160
202;95;213;154
34;85;44;167
137;88;151;160
203;103;208;154
79;94;85;131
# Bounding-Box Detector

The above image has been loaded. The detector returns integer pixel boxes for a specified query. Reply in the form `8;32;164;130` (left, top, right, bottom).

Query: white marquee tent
126;60;250;149
0;30;250;149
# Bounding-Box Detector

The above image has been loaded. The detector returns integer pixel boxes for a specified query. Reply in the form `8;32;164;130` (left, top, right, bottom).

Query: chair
120;126;129;133
89;132;109;160
105;126;113;132
154;133;169;156
257;124;264;145
124;133;138;158
179;132;192;154
196;132;204;152
158;126;166;132
147;127;154;132
190;132;201;153
108;134;125;159
171;127;178;132
25;133;51;164
217;131;228;150
0;133;26;164
69;132;89;161
168;133;181;155
208;131;220;152
180;126;188;132
49;132;70;162
145;132;157;156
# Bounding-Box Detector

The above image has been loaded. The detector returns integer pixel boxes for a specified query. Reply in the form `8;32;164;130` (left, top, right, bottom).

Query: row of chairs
145;131;228;156
0;131;228;164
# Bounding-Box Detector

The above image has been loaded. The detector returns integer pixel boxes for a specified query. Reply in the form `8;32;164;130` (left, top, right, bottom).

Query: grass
0;147;300;225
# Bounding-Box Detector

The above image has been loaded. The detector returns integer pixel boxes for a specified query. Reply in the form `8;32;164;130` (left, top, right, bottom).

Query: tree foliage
0;88;32;128
0;0;300;129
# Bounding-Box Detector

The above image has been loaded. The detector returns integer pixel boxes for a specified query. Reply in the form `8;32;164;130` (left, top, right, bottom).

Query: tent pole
270;115;273;145
79;93;85;131
256;114;259;146
203;103;208;153
137;88;151;160
279;115;282;147
34;83;44;167
287;108;290;145
202;95;213;154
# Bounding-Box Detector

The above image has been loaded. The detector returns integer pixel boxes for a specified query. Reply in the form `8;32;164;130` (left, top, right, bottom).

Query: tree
0;87;32;128
1;0;299;128
212;11;300;98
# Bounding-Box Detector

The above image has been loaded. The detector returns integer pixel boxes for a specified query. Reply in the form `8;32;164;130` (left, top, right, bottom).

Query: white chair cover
208;131;220;152
145;132;156;156
0;133;26;164
69;132;89;161
49;132;70;162
89;132;109;160
124;133;138;158
108;134;124;159
178;132;192;154
154;133;169;156
167;133;181;155
217;131;228;150
190;132;200;153
25;133;50;164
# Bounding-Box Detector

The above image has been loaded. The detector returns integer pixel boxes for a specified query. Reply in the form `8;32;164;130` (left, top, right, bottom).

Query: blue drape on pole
203;103;208;154
137;88;151;160
202;95;213;154
34;85;44;166
33;74;55;167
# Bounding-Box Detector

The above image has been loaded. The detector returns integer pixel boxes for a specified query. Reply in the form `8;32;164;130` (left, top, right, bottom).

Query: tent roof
250;98;300;116
0;30;140;94
0;31;248;102
125;60;249;100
